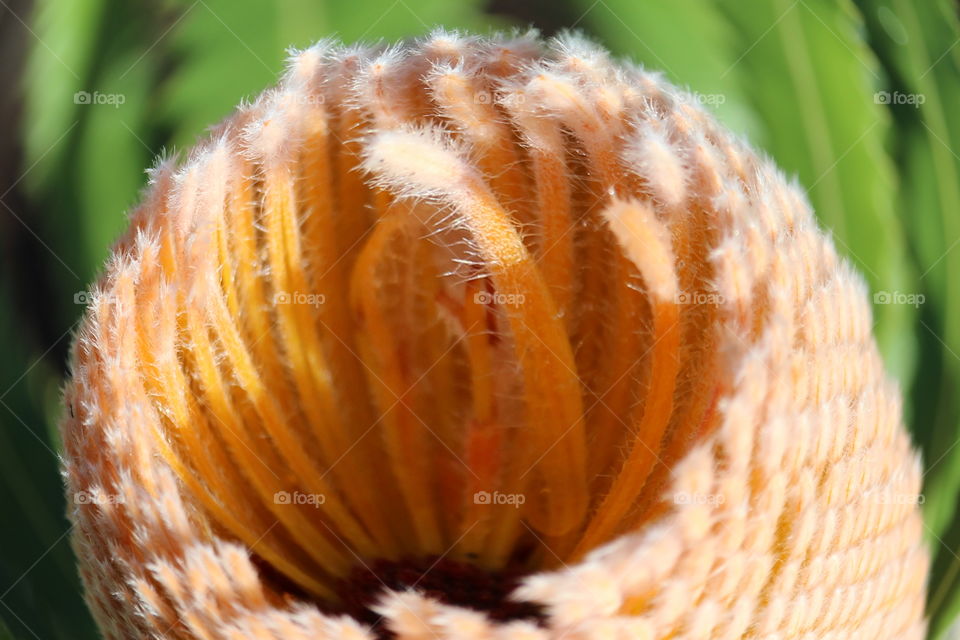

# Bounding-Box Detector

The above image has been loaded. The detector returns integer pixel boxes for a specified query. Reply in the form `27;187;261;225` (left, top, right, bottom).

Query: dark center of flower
330;556;546;639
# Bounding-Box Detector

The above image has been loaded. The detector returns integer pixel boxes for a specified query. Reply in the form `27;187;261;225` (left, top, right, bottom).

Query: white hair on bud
284;40;334;90
497;82;558;152
122;154;177;243
524;70;616;145
285;44;321;74
144;152;179;188
477;28;542;68
361;127;472;199
550;31;614;79
169;158;202;234
197;137;231;214
240;90;303;164
351;44;415;127
623;121;689;209
601;198;678;302
420;27;478;61
372;590;439;638
427;62;502;143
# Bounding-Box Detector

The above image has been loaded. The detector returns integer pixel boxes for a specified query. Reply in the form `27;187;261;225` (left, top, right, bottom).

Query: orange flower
62;31;928;639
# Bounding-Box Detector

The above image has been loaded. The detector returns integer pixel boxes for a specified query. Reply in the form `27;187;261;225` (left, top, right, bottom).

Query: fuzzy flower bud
61;31;928;640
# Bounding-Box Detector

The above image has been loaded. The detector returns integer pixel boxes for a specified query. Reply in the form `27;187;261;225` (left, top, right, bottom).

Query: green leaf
0;616;15;640
569;0;763;142
929;504;960;640
22;0;107;193
74;46;157;270
0;284;96;639
855;0;960;635
21;0;110;291
159;0;499;151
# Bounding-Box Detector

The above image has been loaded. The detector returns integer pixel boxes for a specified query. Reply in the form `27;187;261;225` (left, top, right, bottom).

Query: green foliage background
0;0;958;637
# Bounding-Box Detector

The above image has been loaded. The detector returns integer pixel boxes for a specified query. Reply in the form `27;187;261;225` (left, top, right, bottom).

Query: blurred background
0;0;958;637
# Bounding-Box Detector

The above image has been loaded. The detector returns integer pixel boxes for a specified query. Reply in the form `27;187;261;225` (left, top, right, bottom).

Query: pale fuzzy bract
61;30;928;640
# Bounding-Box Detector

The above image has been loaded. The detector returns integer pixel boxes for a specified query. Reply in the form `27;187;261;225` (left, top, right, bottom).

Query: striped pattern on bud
62;30;928;640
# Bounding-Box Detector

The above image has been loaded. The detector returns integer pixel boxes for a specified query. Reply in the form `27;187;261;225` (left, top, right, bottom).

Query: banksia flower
62;31;929;640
